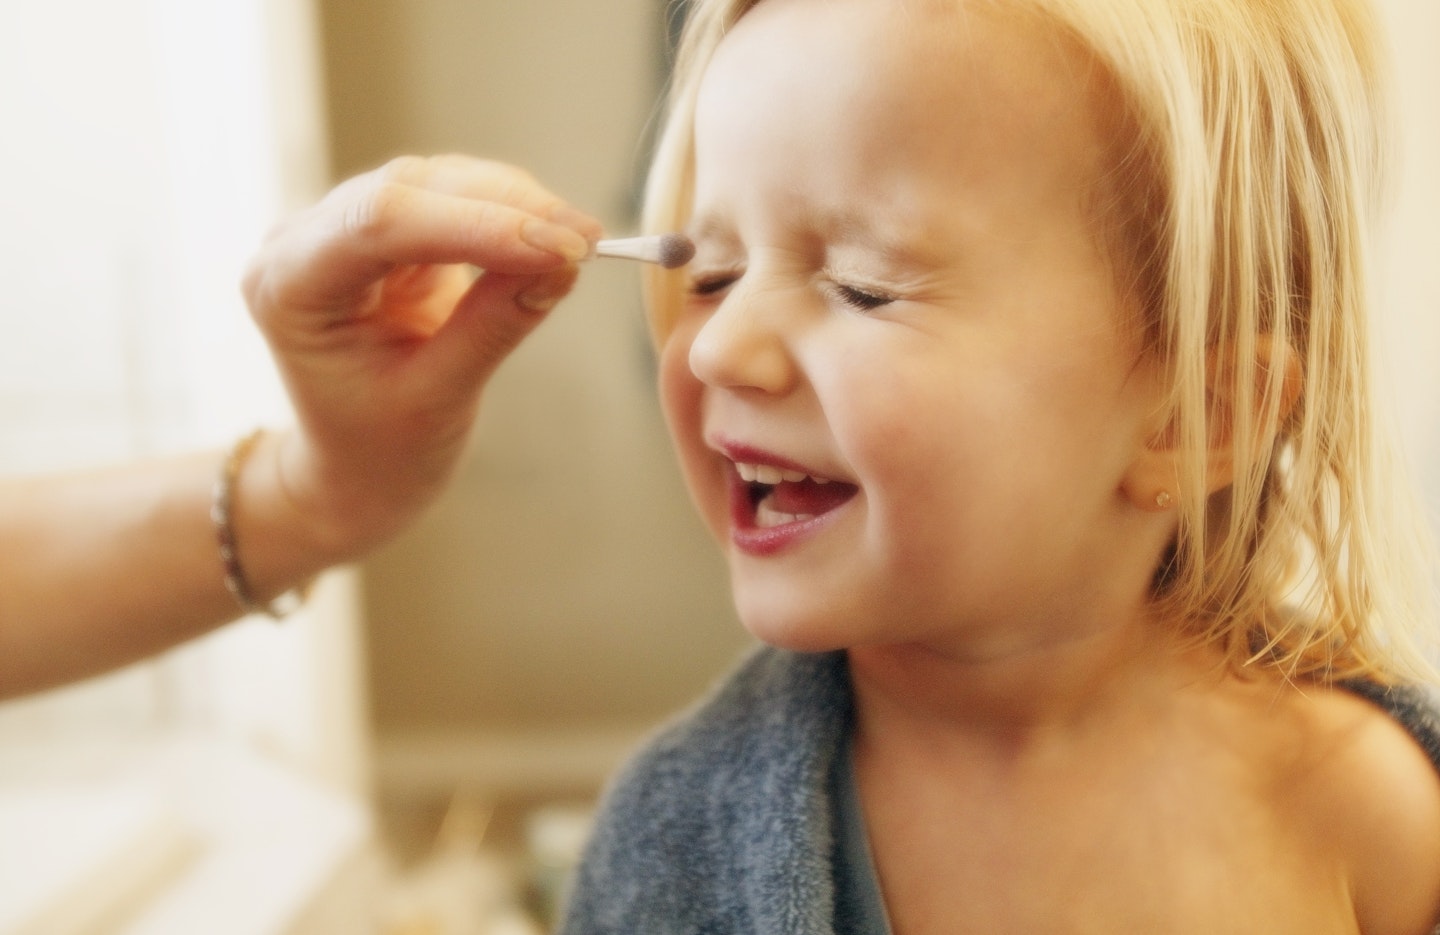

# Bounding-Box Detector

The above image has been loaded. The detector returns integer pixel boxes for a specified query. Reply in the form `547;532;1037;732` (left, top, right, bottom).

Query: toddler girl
561;0;1440;932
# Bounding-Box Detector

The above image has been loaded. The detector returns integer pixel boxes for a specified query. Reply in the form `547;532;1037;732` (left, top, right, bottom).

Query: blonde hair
643;0;1440;685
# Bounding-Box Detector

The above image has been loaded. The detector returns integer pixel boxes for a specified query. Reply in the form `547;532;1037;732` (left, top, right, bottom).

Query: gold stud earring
1154;490;1173;509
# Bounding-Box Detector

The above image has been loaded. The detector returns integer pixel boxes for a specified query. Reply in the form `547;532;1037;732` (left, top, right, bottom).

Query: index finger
382;155;605;241
248;182;590;316
335;180;593;268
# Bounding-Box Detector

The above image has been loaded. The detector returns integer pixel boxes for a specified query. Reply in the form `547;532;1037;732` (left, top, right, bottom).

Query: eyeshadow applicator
593;232;696;269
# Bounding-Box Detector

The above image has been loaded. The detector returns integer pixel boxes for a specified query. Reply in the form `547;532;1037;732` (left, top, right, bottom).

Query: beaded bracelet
211;429;307;619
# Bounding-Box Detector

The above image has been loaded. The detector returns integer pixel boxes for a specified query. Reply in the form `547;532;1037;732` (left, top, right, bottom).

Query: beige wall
1375;0;1440;493
316;0;751;746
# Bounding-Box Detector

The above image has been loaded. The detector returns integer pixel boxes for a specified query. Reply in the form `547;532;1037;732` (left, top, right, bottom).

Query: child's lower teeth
756;499;815;528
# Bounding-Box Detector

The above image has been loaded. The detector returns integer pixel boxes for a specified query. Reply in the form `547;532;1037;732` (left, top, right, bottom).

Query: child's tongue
758;478;857;519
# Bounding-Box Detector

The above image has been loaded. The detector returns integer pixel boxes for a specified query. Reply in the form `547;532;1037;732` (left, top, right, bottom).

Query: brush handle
594;235;668;263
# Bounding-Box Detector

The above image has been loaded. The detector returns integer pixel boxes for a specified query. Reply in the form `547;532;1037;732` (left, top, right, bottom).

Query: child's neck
846;611;1215;760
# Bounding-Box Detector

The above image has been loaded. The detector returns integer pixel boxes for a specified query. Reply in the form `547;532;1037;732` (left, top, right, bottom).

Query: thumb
420;264;580;390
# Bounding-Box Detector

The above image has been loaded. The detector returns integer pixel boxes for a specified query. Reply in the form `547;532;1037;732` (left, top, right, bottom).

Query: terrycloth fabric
560;648;851;934
829;726;892;935
559;646;1440;934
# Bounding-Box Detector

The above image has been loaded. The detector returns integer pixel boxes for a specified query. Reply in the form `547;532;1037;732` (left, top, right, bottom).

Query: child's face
659;0;1168;654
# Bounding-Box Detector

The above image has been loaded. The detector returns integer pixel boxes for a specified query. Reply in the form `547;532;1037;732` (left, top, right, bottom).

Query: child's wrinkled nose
687;288;796;395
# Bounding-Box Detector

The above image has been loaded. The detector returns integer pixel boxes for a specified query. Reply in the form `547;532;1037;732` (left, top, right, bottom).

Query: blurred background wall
314;0;752;819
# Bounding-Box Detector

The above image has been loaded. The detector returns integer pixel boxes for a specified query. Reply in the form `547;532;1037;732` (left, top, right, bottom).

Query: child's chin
737;612;851;655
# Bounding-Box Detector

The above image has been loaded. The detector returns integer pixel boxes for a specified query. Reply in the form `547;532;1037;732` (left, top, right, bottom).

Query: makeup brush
593;233;695;269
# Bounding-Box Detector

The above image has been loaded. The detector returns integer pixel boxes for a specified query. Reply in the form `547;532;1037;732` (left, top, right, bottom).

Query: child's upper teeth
734;461;831;485
755;465;784;484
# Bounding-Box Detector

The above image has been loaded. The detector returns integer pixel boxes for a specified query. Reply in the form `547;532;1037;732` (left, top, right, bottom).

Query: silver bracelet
211;429;306;619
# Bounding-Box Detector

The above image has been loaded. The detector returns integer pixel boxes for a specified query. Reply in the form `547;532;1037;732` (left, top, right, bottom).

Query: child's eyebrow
816;207;950;271
821;209;910;253
685;203;950;272
683;212;739;249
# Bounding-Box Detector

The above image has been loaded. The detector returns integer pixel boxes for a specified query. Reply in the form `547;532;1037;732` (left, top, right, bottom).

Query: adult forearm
0;432;336;699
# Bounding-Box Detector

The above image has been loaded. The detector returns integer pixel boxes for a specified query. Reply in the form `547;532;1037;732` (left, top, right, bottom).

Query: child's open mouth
731;460;858;533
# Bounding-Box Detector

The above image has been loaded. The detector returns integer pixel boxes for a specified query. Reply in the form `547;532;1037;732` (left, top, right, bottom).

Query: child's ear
1121;336;1302;511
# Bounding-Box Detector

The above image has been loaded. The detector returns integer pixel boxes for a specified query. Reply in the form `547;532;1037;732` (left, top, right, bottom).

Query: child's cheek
820;337;946;469
657;320;728;539
657;335;700;436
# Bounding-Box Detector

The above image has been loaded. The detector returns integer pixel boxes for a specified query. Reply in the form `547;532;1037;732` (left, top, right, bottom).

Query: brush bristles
595;233;695;269
655;232;696;269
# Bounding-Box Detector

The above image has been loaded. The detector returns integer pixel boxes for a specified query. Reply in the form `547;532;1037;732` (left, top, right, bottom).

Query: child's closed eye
688;271;741;299
832;282;895;311
686;269;897;312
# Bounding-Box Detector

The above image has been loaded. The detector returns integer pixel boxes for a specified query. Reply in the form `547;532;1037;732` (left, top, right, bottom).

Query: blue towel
560;647;852;934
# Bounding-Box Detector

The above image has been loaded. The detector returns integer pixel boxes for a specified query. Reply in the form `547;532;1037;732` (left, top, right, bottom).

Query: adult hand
242;154;602;563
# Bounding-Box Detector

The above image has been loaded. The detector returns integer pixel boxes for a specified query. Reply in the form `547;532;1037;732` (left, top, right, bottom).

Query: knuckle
462;200;522;249
342;179;410;241
477;162;541;203
433;152;474;171
508;165;538;186
477;157;536;184
376;154;426;185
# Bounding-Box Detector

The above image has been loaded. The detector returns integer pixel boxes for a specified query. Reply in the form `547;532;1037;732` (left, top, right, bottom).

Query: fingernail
521;218;591;263
517;290;563;313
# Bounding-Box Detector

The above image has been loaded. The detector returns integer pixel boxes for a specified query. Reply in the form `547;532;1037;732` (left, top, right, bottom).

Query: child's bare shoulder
1254;678;1440;934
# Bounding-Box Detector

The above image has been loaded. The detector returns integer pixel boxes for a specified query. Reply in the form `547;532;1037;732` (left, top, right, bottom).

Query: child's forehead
701;0;1103;125
693;0;1120;208
684;197;953;268
712;0;1070;59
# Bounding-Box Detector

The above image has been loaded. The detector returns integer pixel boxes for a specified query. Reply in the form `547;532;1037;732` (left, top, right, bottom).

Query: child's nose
687;285;797;394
